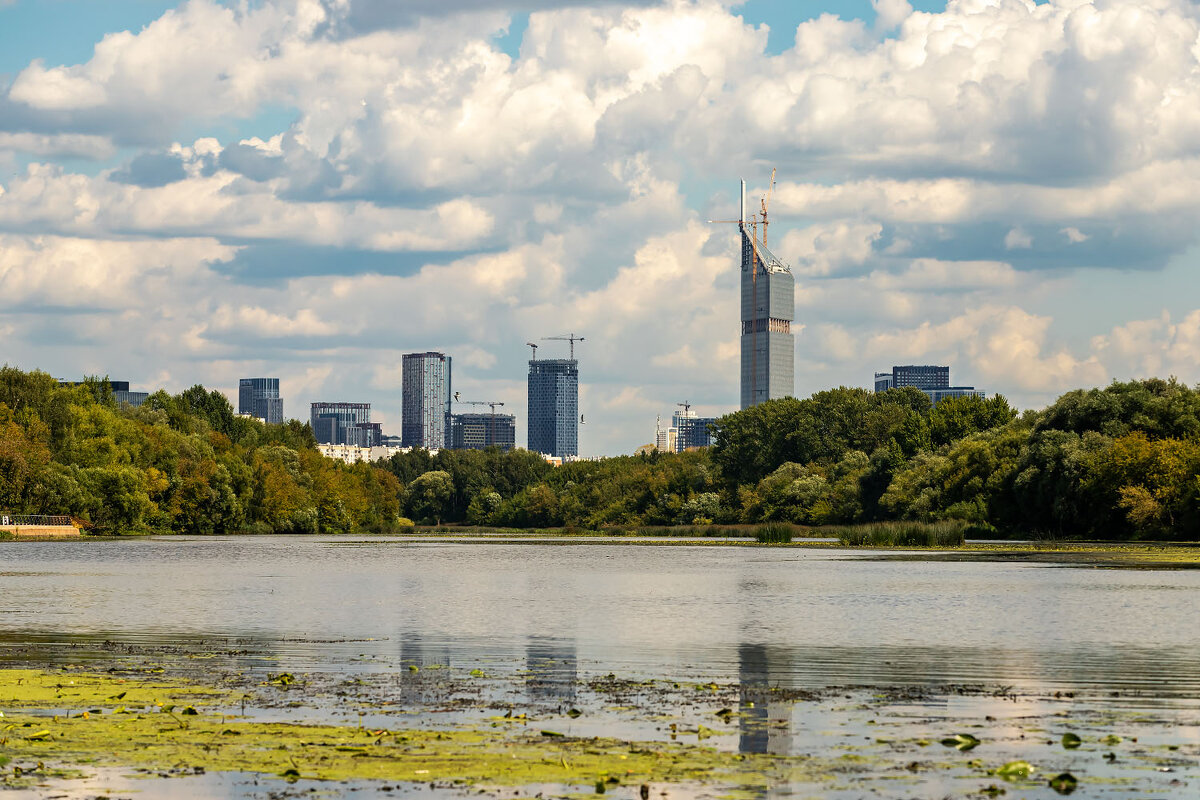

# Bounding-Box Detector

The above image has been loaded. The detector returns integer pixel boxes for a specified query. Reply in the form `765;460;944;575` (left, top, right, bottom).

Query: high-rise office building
401;352;452;450
528;359;578;458
449;412;517;451
678;416;719;450
655;425;677;454
891;365;949;390
739;179;795;409
344;421;382;448
238;377;283;424
873;365;984;406
310;402;372;445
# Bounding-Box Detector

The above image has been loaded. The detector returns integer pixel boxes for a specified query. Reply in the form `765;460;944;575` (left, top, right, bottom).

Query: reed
829;520;967;547
754;523;795;544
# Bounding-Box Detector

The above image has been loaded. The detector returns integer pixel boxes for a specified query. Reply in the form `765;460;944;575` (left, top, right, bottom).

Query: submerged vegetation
0;668;817;791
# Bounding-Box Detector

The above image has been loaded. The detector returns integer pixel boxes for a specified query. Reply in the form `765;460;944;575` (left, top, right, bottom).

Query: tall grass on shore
754;523;794;544
830;520;967;547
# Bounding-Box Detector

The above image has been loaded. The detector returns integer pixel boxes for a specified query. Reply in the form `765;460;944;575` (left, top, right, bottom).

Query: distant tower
738;177;795;409
528;359;579;458
239;377;283;424
402;352;452;449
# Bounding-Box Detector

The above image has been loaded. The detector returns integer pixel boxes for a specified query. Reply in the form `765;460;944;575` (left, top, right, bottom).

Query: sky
3;0;1200;456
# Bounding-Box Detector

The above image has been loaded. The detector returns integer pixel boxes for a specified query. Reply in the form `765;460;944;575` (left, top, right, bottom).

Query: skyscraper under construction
738;177;794;408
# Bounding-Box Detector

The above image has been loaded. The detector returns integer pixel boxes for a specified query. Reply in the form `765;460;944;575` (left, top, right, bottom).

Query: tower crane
759;167;776;247
526;342;539;360
542;333;585;360
452;392;506;450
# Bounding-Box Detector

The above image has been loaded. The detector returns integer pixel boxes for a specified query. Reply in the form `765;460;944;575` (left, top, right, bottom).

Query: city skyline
4;1;1200;455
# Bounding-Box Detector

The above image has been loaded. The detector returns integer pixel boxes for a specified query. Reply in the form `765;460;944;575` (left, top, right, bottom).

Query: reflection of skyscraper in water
525;637;577;705
399;632;454;703
738;643;793;755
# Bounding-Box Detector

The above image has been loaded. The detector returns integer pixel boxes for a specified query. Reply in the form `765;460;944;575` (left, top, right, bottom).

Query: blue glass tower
527;359;578;458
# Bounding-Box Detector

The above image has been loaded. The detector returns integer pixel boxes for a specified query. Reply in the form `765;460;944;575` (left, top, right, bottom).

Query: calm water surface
3;535;1199;698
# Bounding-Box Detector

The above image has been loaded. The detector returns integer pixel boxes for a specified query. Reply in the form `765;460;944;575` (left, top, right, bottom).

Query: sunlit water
3;535;1199;698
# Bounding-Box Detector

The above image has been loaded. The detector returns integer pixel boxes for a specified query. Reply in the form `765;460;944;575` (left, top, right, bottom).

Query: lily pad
1061;732;1082;749
1049;772;1078;795
940;733;981;751
996;760;1035;781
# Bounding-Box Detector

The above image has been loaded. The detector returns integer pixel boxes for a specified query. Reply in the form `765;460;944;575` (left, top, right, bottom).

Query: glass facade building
874;366;984;406
401;352;452;450
310;402;372;445
238;377;283;424
677;416;719;451
528;359;578;458
449;412;516;451
890;365;950;390
739;180;795;409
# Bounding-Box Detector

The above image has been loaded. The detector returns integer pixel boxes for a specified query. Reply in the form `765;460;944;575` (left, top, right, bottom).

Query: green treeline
0;368;400;534
3;364;1197;539
383;378;1200;540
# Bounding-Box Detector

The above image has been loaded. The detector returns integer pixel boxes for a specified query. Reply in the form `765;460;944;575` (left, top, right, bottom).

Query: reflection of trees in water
738;643;792;756
0;630;287;674
526;636;577;705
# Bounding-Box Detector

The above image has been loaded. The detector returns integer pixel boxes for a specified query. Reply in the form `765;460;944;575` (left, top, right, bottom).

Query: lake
3;535;1199;797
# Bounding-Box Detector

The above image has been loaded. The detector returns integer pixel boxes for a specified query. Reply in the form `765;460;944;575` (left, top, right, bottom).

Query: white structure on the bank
317;443;419;465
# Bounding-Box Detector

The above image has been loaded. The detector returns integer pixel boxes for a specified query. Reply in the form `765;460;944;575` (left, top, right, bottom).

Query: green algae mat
0;668;819;790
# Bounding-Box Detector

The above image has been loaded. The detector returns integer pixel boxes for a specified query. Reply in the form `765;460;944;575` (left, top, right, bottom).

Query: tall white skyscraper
402;352;452;449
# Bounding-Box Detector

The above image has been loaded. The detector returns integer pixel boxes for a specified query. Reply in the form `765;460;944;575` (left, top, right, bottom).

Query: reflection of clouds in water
16;766;267;799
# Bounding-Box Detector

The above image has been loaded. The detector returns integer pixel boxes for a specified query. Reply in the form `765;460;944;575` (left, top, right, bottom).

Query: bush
396;516;416;530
